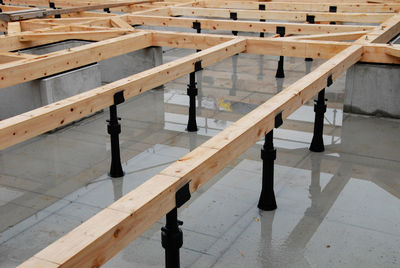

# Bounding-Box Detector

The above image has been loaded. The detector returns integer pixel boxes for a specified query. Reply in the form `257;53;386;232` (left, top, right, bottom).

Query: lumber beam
110;17;135;29
385;45;400;58
0;38;246;150
126;14;375;35
169;7;392;23
0;34;71;52
17;44;362;268
365;14;400;43
18;29;133;42
0;51;36;63
266;0;400;3
0;1;160;22
286;31;369;41
0;5;35;12
201;1;400;13
151;30;400;64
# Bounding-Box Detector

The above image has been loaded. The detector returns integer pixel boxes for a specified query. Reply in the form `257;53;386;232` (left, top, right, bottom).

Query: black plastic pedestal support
161;183;191;268
193;21;201;34
230;12;238;36
257;113;282;211
107;91;125;178
276;56;285;78
186;61;202;132
275;26;285;78
309;81;329;152
259;4;266;37
49;2;61;18
162;208;183;268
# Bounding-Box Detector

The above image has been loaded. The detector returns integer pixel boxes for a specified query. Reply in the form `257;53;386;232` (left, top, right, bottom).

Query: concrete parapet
344;63;400;119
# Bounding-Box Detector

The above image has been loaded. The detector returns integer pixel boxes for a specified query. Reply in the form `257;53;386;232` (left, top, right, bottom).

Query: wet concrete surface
0;49;399;267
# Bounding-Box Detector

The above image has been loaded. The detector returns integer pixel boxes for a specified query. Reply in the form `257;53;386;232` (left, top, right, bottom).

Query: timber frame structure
0;0;399;267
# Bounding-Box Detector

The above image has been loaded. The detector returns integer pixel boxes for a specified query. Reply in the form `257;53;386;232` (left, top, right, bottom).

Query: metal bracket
230;12;237;20
104;8;110;13
327;74;333;87
176;182;191;208
306;15;315;24
194;61;202;72
276;26;285;37
113;91;125;105
329;6;337;13
275;112;283;128
192;21;201;31
49;2;61;17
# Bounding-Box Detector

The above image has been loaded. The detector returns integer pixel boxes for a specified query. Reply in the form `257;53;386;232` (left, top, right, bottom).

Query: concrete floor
0;48;399;268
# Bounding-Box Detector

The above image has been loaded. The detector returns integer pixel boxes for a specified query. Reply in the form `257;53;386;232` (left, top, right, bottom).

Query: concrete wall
344;63;400;119
0;41;163;120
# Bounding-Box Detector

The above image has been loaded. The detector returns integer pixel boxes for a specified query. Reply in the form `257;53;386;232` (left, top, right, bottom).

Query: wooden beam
385;45;400;58
126;14;375;35
201;1;400;13
0;51;36;63
367;14;400;43
18;44;362;268
0;34;69;52
0;37;246;150
286;31;369;41
17;29;132;42
0;1;160;22
266;0;400;3
169;7;392;23
110;17;135;29
150;30;400;64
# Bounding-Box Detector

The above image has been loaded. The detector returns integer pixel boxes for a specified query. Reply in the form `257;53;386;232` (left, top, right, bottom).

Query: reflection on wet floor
0;51;399;267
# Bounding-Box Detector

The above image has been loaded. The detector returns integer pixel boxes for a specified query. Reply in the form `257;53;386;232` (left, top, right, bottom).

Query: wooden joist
0;51;36;63
386;45;400;58
286;31;369;41
169;7;392;23
0;1;160;22
17;43;363;268
200;1;400;13
18;29;133;42
151;31;400;64
126;14;375;35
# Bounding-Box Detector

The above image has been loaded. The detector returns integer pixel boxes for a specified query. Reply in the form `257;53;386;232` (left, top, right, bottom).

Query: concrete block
0;81;41;120
40;64;101;104
344;63;400;118
99;46;163;83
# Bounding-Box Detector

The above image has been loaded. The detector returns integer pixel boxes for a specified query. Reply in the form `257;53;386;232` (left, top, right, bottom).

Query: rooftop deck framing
0;0;398;267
